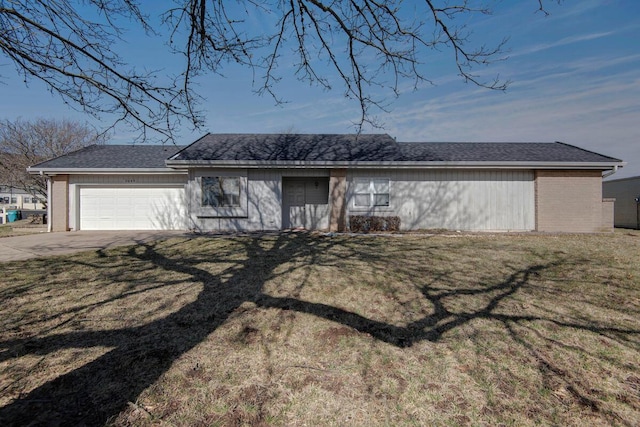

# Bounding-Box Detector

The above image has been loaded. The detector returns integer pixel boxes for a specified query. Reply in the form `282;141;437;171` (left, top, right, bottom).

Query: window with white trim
354;178;390;207
201;177;241;207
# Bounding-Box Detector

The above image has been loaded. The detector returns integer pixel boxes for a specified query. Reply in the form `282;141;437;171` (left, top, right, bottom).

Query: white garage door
80;186;186;230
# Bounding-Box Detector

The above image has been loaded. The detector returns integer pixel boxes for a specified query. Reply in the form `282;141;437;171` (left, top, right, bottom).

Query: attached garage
79;186;186;230
25;144;188;232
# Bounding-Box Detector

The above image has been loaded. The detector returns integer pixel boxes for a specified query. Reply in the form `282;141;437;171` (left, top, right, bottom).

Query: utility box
7;210;19;222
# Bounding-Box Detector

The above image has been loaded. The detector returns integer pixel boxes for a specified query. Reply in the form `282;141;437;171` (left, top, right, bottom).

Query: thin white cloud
511;31;616;57
383;55;640;178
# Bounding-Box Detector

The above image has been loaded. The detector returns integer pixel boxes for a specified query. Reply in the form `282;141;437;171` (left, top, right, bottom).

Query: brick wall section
50;175;69;232
535;170;609;233
601;198;615;233
328;169;347;232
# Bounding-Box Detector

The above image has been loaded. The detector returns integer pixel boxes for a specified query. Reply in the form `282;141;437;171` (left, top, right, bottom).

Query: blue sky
1;0;639;179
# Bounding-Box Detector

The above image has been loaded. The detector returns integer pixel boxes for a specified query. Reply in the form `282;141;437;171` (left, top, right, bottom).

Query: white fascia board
164;160;625;170
27;167;187;176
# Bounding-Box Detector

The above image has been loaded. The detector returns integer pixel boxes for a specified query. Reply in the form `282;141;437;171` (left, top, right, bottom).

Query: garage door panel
80;187;186;230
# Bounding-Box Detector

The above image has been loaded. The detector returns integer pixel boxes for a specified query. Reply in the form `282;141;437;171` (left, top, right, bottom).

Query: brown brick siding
328;169;347;232
50;175;69;232
535;170;608;233
601;198;615;233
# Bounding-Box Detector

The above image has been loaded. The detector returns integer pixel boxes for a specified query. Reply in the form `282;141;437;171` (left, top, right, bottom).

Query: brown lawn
0;230;639;426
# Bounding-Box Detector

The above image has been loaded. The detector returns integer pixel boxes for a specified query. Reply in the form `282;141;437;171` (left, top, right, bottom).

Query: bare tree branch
1;1;558;139
0;118;106;205
0;1;197;142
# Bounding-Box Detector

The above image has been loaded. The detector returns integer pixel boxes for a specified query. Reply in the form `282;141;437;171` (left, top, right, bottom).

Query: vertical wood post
329;169;347;232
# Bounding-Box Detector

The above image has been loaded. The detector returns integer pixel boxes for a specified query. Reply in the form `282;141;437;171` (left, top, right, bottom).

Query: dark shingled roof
170;133;621;164
30;135;622;170
171;133;399;162
397;142;621;162
31;144;184;169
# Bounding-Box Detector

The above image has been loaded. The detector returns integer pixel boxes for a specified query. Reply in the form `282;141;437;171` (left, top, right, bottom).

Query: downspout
602;165;618;179
44;172;52;233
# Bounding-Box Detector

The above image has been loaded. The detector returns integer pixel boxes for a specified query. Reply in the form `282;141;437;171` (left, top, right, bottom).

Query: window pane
354;180;370;193
202;177;240;207
202;177;220;206
372;179;389;193
373;194;389;206
354;194;370;207
221;178;239;194
225;194;240;206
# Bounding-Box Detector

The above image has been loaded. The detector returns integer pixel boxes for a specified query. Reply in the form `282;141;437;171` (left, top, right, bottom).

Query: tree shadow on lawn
0;232;639;425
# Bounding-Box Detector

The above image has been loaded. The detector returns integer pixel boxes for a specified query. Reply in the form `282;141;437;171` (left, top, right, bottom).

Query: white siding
247;169;283;230
346;169;535;231
187;168;283;231
187;169;332;232
69;174;187;185
278;169;330;178
184;168;535;232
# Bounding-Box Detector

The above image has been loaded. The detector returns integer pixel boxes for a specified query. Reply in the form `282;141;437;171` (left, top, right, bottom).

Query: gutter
602;164;620;179
28;161;626;174
164;160;626;171
27;167;188;176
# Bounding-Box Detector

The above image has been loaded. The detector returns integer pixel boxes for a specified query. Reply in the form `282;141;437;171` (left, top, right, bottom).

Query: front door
283;180;306;228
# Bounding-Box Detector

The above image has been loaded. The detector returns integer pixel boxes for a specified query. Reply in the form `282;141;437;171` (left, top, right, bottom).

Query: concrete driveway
0;231;189;262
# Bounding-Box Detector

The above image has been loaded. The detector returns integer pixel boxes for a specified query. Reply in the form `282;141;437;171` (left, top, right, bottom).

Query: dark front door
283;180;306;228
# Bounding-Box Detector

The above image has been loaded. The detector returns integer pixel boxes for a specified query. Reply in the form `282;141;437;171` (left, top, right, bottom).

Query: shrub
348;215;401;233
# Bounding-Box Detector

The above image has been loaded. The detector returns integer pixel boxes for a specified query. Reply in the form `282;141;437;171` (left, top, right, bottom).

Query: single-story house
603;176;640;229
27;133;624;233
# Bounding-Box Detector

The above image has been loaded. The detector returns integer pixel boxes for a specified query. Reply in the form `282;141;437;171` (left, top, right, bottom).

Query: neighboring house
27;134;624;233
603;176;640;229
0;185;45;210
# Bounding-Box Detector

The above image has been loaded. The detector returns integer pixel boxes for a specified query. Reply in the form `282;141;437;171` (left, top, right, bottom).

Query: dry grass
0;230;639;426
0;219;45;237
0;223;18;237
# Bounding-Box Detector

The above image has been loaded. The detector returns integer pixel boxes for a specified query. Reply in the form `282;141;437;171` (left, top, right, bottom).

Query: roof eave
164;160;625;170
27;167;187;175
